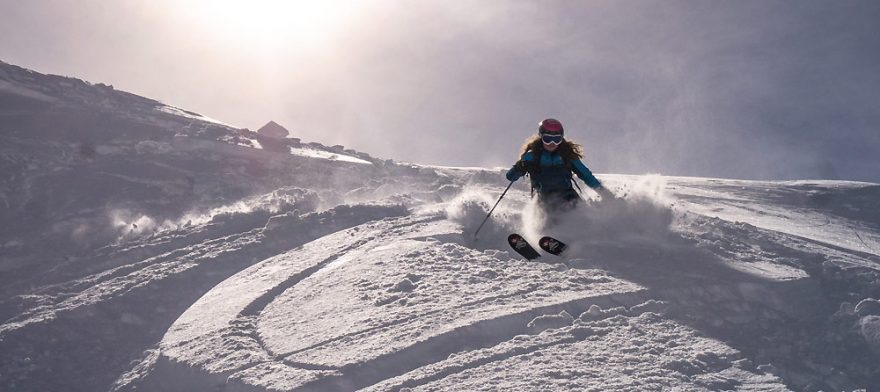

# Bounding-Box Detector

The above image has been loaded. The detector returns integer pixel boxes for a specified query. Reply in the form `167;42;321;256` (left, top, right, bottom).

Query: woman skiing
506;118;613;213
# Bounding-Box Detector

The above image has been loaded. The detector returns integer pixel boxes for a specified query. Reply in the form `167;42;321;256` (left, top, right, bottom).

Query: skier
506;118;613;213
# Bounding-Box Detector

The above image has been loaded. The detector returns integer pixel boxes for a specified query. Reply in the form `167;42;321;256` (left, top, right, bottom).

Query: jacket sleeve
505;151;534;181
571;159;602;189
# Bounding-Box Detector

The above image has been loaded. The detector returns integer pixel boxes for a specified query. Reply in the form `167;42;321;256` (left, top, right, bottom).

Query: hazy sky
2;0;879;182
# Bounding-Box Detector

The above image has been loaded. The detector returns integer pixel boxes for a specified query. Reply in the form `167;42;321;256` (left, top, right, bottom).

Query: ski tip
507;233;541;260
538;236;567;256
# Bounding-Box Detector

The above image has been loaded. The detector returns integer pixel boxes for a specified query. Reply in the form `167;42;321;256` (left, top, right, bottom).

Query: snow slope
2;61;880;392
114;174;880;392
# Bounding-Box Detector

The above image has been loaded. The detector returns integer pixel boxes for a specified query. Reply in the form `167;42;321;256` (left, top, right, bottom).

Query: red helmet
538;118;564;136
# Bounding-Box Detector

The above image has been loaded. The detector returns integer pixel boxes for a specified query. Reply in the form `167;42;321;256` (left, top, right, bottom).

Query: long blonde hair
519;134;584;160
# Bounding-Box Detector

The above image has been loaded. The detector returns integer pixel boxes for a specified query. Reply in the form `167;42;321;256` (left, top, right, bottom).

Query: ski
507;233;541;260
539;236;567;256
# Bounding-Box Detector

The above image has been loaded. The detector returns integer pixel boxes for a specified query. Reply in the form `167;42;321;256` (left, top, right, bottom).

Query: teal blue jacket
506;149;602;193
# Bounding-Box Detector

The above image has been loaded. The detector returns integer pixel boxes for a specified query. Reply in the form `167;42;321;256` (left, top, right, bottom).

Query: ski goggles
540;133;563;145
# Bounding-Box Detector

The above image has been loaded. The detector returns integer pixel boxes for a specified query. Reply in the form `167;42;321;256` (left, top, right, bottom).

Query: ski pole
572;179;584;194
571;180;589;202
474;180;514;240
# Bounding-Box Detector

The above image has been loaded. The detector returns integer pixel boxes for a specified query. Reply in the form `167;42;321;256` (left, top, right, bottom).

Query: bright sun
178;0;361;50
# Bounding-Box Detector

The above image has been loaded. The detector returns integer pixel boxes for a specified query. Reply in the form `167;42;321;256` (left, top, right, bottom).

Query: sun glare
179;0;362;51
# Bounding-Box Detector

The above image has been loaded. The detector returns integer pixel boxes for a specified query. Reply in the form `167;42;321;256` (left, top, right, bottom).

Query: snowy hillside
0;60;378;290
2;62;880;392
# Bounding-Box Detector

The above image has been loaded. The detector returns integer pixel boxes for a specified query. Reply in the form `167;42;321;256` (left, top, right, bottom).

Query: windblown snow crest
107;187;321;243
